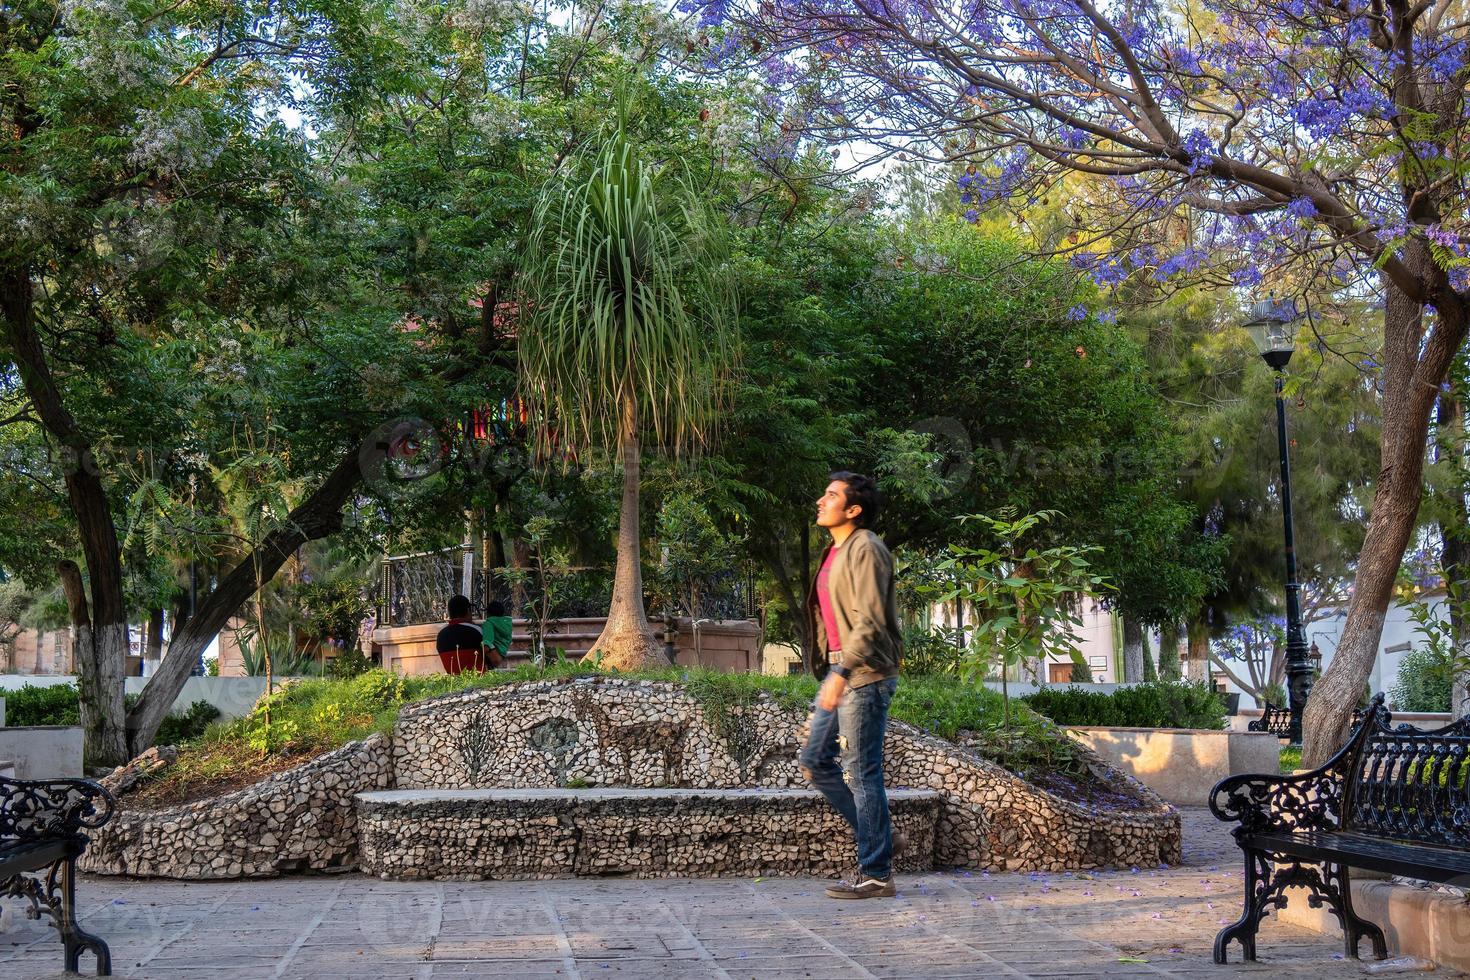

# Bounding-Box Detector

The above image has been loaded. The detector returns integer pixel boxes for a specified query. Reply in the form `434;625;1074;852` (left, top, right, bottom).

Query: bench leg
58;858;112;976
1333;865;1387;961
1214;848;1270;963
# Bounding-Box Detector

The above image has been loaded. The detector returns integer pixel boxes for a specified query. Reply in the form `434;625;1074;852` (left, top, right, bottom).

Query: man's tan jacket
806;528;902;688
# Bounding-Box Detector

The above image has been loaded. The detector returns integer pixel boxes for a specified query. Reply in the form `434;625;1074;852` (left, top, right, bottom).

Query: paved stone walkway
5;808;1462;979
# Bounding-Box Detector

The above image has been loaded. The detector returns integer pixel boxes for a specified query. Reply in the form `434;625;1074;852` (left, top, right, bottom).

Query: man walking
799;471;903;899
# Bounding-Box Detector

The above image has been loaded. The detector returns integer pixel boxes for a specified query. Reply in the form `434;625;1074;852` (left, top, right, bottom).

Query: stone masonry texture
78;676;1180;880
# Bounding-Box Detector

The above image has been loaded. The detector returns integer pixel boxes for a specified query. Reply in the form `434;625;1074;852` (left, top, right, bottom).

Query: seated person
482;599;514;668
436;594;502;674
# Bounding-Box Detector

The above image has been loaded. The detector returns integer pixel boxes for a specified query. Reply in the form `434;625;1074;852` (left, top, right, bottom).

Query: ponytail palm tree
518;126;736;670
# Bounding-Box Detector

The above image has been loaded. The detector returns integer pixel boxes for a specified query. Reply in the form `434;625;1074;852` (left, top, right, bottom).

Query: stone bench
356;786;942;881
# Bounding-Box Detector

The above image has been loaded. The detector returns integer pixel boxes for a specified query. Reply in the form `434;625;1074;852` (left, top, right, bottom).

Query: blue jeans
798;676;898;879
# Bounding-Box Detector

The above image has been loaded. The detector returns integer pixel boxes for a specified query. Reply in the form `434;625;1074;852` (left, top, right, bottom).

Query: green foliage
7;684;217;744
1157;630;1183;681
237;633;323;678
4;683;81;726
910;510;1108;724
898;625;967;677
1022;682;1228;730
518;120;737;457
651;492;743;618
295;579;372;651
1391;646;1454;713
153;700;222;746
325;645;374;679
1280;745;1302;774
1394;590;1468;713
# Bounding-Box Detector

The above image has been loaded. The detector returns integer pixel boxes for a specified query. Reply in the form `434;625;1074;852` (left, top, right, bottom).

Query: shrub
1390;646;1453;713
1021;681;1227;730
3;685;219;746
898;625;966;677
325;644;373;679
155;699;222;746
4;683;80;726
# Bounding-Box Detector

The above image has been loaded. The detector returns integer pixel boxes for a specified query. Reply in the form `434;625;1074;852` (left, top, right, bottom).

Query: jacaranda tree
701;0;1470;765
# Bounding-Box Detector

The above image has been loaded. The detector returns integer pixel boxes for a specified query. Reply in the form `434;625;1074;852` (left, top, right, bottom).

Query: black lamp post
1245;298;1312;745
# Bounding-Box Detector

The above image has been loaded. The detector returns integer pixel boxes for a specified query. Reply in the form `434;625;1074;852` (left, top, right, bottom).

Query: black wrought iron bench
1249;702;1375;740
1210;694;1470;964
1245;701;1294;738
0;774;117;975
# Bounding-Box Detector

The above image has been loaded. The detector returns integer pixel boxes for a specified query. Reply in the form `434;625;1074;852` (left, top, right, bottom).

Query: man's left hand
817;672;847;712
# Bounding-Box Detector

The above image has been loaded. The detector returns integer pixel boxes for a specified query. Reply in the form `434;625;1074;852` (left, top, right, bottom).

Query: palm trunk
1302;273;1469;766
587;404;668;670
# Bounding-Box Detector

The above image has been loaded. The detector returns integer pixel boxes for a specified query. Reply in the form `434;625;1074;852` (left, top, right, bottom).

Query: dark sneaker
825;875;896;899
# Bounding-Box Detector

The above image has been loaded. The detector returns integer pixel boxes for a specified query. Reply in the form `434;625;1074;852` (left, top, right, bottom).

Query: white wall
927;595;1118;682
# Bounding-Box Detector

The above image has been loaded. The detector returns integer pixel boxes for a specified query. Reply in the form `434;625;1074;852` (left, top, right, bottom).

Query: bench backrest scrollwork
1345;707;1470;849
0;776;117;842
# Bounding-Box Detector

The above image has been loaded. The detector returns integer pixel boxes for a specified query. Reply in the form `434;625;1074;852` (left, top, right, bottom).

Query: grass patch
1280;745;1302;773
126;663;1105;807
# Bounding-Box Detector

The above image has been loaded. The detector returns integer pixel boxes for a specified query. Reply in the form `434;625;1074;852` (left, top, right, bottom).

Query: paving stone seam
536;884;582;980
656;899;735;978
271;877;347;978
928;872;1193;980
740;881;883;979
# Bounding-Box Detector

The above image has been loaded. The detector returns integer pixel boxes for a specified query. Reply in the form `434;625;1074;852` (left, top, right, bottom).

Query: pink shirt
816;546;841;652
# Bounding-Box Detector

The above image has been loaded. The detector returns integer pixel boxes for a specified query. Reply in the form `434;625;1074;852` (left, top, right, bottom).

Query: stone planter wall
392;677;1180;872
356;787;942;880
85;676;1180;879
80;734;392;879
1065;727;1283;805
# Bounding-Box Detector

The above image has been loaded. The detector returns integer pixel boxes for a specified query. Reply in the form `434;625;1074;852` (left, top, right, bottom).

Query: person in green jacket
482;599;514;668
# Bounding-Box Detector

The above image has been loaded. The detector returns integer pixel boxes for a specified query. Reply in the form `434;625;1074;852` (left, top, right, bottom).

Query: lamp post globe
1244;297;1312;745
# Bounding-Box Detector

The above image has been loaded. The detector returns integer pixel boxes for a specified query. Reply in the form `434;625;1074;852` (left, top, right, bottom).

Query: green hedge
2;683;220;745
1021;681;1227;730
4;683;81;726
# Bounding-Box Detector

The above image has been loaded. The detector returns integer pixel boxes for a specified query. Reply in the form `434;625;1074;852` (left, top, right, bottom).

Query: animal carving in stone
568;687;689;786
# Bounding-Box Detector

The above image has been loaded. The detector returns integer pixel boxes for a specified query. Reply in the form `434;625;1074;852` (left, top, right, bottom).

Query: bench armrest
1209;767;1347;835
1210;694;1388;836
0;775;116;840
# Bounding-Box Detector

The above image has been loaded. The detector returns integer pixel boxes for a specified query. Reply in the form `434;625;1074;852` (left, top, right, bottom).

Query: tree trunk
144;606;165;674
1157;621;1182;681
126;451;364;752
587;407;667;671
1140;628;1158;682
3;265;132;766
1185;616;1211;683
58;561;127;768
1302;277;1469;767
1121;616;1145;684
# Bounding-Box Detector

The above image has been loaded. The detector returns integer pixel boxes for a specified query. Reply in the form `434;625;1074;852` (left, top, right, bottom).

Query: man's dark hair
486;599;507;617
830;471;882;528
447;594;472;618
